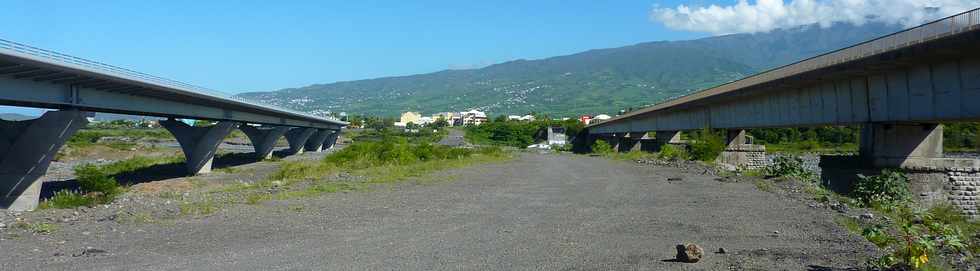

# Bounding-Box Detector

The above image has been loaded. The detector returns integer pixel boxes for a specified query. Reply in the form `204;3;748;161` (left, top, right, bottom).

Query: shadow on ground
38;151;294;199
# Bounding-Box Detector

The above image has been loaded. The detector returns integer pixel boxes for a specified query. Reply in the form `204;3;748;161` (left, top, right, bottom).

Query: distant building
540;126;567;145
579;115;592;125
461;110;488;126
507;114;535;122
432;112;461;127
394;111;422;127
589;114;612;125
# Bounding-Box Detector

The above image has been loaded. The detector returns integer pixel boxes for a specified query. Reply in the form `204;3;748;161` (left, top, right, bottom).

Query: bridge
588;8;980;167
0;39;347;211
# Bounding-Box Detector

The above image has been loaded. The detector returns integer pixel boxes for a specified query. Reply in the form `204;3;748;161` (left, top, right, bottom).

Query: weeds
13;222;57;234
852;169;911;207
688;128;725;161
38;190;94;209
763;156;816;182
863;204;972;270
179;197;218;216
657;144;690;161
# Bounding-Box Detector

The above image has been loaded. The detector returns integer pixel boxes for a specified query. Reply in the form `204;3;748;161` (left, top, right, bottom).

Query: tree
432;117;449;128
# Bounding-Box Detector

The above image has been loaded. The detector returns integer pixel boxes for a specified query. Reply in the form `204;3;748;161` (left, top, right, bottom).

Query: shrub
851;169;911;206
591;140;614;155
763;156;816;181
74;164;121;202
40;190;95;209
862;204;970;270
689;128;725;161
657;144;690;160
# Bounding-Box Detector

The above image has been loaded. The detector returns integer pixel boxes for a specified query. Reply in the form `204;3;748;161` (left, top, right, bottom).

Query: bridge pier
860;123;944;168
653;131;683;151
304;129;333;152
716;129;767;170
322;130;340;150
0;110;90;211
617;132;646;152
285;128;316;155
160;119;239;175
240;125;289;159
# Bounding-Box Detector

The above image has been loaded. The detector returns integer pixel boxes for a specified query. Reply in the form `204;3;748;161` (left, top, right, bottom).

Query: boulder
675;243;704;263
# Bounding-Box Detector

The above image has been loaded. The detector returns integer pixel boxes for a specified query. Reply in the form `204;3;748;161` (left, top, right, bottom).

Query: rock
0;222;5;229
72;247;108;257
859;213;874;220
717;247;727;254
675;243;704;263
830;202;849;213
667;177;683;182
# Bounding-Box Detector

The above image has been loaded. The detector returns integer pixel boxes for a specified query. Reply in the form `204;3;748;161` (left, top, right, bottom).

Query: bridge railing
607;7;980;124
0;38;342;123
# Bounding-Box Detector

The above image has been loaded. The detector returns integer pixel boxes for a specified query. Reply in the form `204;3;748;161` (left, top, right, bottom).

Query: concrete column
725;129;747;146
861;123;943;168
304;129;333;152
322;130;340;149
285;127;316;155
619;132;646;152
240;125;289;159
653;130;683;151
160;119;238;175
1;110;90;211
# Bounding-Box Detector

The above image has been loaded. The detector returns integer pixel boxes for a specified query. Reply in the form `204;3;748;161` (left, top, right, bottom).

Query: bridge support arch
160;119;239;175
304;129;333;152
322;130;340;150
285;128;316;155
0;110;90;211
240;125;289;159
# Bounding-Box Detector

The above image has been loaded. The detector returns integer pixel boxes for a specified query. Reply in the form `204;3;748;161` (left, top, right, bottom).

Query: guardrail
600;7;980;126
0;38;342;123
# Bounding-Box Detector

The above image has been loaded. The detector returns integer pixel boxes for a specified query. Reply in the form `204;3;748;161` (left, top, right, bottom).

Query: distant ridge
238;22;901;117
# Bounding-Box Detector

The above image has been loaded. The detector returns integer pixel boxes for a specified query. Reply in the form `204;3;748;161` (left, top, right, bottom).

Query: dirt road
1;152;874;270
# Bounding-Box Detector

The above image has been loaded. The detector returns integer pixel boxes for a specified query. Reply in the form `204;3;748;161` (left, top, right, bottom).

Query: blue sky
0;0;706;94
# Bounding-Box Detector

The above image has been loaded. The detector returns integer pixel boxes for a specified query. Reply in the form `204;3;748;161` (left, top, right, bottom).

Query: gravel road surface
2;152;874;270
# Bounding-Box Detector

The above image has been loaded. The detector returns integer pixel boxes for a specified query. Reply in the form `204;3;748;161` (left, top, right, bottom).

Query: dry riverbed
0;151;877;270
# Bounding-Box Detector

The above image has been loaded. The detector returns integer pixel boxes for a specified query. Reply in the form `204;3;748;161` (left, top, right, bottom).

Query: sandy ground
0;152;876;270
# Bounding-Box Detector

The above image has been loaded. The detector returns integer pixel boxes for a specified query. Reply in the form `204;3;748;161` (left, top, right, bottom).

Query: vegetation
687;128;726;161
657;144;689;160
465;118;583;148
851;169;911;207
228;135;509;205
863;204;973;270
754;161;976;270
763;156;816;182
40;156;183;209
66;128;170;150
590;140;614;155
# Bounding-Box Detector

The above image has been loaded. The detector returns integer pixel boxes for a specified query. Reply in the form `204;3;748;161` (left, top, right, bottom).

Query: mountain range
236;23;902;117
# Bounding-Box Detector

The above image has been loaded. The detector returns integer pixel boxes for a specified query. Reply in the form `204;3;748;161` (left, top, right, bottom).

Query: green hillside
237;23;900;117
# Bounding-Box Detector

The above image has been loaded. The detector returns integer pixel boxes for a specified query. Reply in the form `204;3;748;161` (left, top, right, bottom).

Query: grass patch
41;155;183;209
38;190;94;209
836;216;864;235
13;222;57;234
753;179;774;192
179;196;218;217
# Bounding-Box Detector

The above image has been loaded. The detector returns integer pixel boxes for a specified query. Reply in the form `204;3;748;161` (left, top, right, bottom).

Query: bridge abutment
0;110;90;211
304;129;333;152
285;128;316;155
820;123;980;217
240;125;289;159
160;119;239;175
716;129;767;170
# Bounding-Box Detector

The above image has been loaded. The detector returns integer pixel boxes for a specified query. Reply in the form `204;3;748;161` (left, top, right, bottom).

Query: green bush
763;156;816;181
657;144;689;160
324;137;490;169
689;128;725;161
74;164;121;201
851;169;911;206
862;204;971;270
591;140;614;155
41;190;95;209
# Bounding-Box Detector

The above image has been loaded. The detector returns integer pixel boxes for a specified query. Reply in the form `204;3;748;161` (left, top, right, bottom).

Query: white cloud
651;0;980;35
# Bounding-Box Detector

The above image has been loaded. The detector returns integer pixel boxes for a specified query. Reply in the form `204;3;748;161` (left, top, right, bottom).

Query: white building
461;110;488;126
